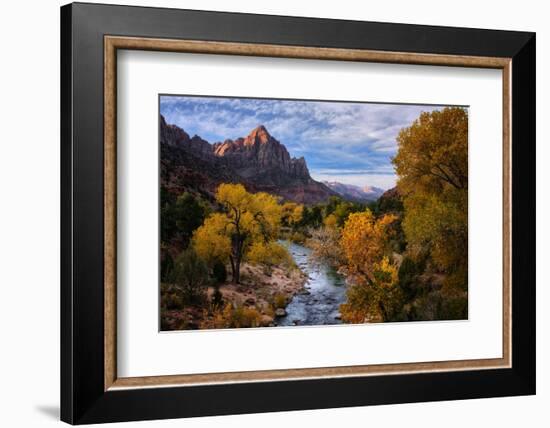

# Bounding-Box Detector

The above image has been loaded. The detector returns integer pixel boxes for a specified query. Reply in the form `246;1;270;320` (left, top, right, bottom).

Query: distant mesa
160;116;335;204
323;181;385;202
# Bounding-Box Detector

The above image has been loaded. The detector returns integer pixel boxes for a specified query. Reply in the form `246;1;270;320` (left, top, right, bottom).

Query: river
276;241;347;327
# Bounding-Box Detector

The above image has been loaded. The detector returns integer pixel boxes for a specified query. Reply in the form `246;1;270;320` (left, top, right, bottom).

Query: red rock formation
160;116;334;204
212;125;310;180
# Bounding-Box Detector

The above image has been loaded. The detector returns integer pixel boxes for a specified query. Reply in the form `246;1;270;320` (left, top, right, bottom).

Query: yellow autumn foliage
281;201;304;227
193;213;231;265
247;241;294;268
193;183;285;283
339;210;401;322
340;210;397;283
201;303;263;329
393;107;468;292
215;183;282;241
323;213;339;229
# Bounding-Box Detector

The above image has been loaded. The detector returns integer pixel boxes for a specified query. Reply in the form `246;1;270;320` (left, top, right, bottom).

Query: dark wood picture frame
61;2;536;424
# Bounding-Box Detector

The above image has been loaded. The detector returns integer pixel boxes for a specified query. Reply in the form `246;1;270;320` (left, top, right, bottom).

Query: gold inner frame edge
104;36;512;391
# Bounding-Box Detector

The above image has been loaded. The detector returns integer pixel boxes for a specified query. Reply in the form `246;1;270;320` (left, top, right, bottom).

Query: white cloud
160;95;448;188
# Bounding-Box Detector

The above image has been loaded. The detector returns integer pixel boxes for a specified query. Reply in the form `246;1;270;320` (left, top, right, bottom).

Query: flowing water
276;241;347;327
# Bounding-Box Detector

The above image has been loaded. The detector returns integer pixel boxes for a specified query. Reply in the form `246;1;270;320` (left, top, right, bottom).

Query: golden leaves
340;210;397;283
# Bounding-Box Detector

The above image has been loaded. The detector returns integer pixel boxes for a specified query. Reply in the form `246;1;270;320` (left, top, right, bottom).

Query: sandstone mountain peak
250;124;270;135
160;116;335;204
245;124;274;145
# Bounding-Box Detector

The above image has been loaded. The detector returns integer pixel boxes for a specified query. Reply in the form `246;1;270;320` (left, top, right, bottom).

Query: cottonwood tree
339;210;401;322
392;107;468;297
193;183;283;284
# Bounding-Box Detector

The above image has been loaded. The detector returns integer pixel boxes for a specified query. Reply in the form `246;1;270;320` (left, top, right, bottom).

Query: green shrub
164;292;184;310
408;289;467;321
212;260;227;284
160;284;184;310
160;252;173;283
211;286;224;308
398;256;421;300
170;248;209;305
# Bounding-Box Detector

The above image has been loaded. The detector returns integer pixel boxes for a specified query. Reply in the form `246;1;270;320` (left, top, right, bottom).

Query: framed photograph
61;2;535;424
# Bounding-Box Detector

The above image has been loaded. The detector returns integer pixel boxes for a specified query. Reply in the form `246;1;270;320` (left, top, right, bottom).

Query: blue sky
160;95;446;189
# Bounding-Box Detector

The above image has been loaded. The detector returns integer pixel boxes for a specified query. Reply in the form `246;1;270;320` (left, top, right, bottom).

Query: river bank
161;240;348;330
161;259;308;330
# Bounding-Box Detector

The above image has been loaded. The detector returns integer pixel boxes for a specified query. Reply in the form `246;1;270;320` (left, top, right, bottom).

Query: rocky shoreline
161;262;308;330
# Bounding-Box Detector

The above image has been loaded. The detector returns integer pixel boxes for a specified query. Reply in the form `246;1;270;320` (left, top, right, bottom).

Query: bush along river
276;241;347;326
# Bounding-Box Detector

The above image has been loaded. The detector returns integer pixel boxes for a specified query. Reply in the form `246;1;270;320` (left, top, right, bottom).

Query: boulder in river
259;315;272;326
275;308;287;317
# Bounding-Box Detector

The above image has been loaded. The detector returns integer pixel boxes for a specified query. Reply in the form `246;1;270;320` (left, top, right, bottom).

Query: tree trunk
234;255;241;284
229;252;241;284
229;256;236;284
230;234;244;284
378;301;388;322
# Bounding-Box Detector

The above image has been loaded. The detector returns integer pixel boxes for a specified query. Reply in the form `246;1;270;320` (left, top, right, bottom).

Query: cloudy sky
160;95;446;189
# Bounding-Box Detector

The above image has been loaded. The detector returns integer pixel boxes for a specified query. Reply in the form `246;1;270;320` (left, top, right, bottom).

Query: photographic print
159;95;468;331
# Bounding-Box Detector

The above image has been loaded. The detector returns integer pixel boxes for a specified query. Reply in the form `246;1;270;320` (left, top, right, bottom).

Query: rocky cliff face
160;116;334;204
160;115;213;159
212;125;311;182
